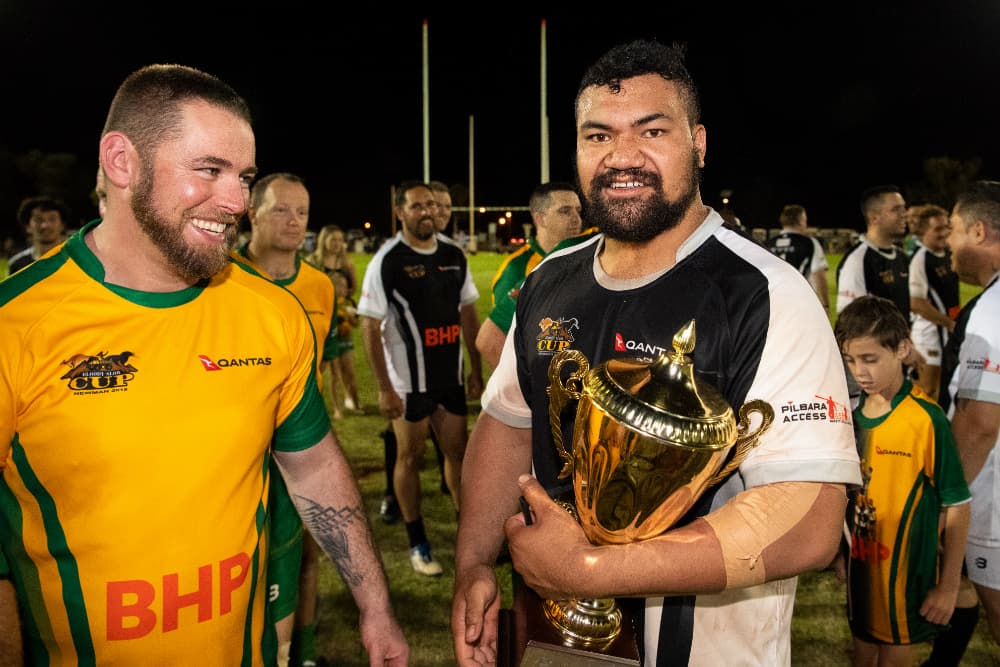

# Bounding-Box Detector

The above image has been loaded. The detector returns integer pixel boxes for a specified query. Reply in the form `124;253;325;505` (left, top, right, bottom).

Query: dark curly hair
575;40;700;126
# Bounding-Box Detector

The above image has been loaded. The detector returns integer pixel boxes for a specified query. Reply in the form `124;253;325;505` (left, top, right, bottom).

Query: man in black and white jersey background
359;180;482;577
766;203;829;310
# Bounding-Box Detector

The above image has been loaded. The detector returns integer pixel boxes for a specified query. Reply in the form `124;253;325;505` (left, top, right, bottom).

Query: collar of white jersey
396;230;438;255
591;207;724;266
675;207;726;263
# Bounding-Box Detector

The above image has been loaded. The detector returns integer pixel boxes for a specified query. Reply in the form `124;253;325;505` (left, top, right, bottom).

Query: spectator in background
836;185;911;319
310;224;362;416
475;182;589;370
359;180;482;576
6;195;69;276
237;172;341;667
429;180;456;240
908;204;960;402
766;204;829;311
836;185;922;399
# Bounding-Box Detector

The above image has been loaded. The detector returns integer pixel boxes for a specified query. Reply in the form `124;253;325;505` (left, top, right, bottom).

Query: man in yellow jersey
236;172;338;667
0;64;406;666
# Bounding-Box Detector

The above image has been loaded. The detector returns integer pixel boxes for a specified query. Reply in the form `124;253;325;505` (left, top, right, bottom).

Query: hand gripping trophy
532;319;774;662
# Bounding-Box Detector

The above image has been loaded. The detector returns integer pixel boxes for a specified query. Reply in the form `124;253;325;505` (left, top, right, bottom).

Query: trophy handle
547;350;590;479
706;399;775;487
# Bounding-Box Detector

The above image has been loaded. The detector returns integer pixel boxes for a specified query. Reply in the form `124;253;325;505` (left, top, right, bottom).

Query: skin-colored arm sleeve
951;397;1000;483
506;479;846;601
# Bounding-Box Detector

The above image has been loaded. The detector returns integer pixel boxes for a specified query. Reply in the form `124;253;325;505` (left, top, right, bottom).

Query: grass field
312;250;998;666
3;250;997;665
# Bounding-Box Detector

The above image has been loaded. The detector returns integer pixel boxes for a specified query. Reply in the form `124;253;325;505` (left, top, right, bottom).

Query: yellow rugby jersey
848;380;970;644
234;248;339;378
0;222;331;666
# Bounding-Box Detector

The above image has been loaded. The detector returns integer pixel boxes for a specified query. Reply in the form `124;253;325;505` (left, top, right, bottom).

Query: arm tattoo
295;496;367;587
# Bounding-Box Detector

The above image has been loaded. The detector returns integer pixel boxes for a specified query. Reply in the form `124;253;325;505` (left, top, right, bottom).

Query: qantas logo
198;356;222;371
614;333;666;358
197;355;272;370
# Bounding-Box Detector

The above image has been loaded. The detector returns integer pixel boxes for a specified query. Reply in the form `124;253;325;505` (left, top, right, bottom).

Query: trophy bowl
537;319;774;653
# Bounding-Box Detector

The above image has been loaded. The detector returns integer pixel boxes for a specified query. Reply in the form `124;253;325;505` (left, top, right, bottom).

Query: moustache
592;168;661;189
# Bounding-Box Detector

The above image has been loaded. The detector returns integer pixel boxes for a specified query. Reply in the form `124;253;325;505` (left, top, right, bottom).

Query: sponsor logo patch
61;350;137;394
536;316;578;355
779;395;851;424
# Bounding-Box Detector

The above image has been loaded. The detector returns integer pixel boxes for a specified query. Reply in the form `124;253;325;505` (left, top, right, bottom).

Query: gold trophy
510;320;774;666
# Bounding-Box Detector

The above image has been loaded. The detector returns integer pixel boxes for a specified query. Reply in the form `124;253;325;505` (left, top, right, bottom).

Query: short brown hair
102;64;252;166
834;295;910;352
909;204;948;238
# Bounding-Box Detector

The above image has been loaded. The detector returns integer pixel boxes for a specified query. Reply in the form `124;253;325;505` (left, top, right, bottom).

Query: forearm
939;503;972;592
460;304;483;378
275;439;394;616
911;297;952;329
574;482;846;598
456;413;532;571
475;319;506;372
360;317;393;393
810;271;829;310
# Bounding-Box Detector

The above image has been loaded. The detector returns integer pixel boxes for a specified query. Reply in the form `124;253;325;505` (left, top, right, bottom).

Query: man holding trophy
452;39;862;666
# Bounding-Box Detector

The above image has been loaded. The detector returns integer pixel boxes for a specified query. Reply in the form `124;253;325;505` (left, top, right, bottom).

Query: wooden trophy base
498;575;639;667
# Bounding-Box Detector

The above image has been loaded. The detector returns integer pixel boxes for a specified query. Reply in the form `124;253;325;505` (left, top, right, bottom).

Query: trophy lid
583;320;737;449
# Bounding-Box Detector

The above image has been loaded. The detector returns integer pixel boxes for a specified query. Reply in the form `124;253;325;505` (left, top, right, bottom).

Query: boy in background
834;295;971;665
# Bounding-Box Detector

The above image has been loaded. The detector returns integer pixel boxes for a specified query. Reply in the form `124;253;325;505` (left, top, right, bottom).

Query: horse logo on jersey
536;316;579;355
403;264;427;279
60;350;137;393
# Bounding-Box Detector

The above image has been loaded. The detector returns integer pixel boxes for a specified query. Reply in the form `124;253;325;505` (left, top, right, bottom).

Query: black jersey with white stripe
766;230;825;278
835;238;910;320
499;211;858;664
357;233;478;393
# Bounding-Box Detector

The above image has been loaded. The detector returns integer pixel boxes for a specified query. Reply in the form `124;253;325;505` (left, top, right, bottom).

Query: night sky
2;1;998;238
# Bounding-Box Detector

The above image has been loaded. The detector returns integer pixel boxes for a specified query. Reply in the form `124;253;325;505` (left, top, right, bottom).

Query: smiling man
237;172;340;667
452;40;861;666
359;180;482;577
0;65;405;666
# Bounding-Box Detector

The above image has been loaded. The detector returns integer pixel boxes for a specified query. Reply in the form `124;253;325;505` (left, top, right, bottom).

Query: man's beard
406;216;436;241
131;169;238;282
583;151;701;244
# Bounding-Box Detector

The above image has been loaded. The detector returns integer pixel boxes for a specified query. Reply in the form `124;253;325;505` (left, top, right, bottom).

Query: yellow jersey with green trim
0;221;331;666
847;379;971;644
233;248;339;375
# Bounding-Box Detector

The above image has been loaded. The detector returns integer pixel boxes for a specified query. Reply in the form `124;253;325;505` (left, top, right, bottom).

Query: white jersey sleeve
909;247;930;300
836;243;868;314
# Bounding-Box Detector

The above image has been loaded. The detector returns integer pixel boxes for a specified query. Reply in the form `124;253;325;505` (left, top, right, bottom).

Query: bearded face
130;163;239;282
583;149;701;244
